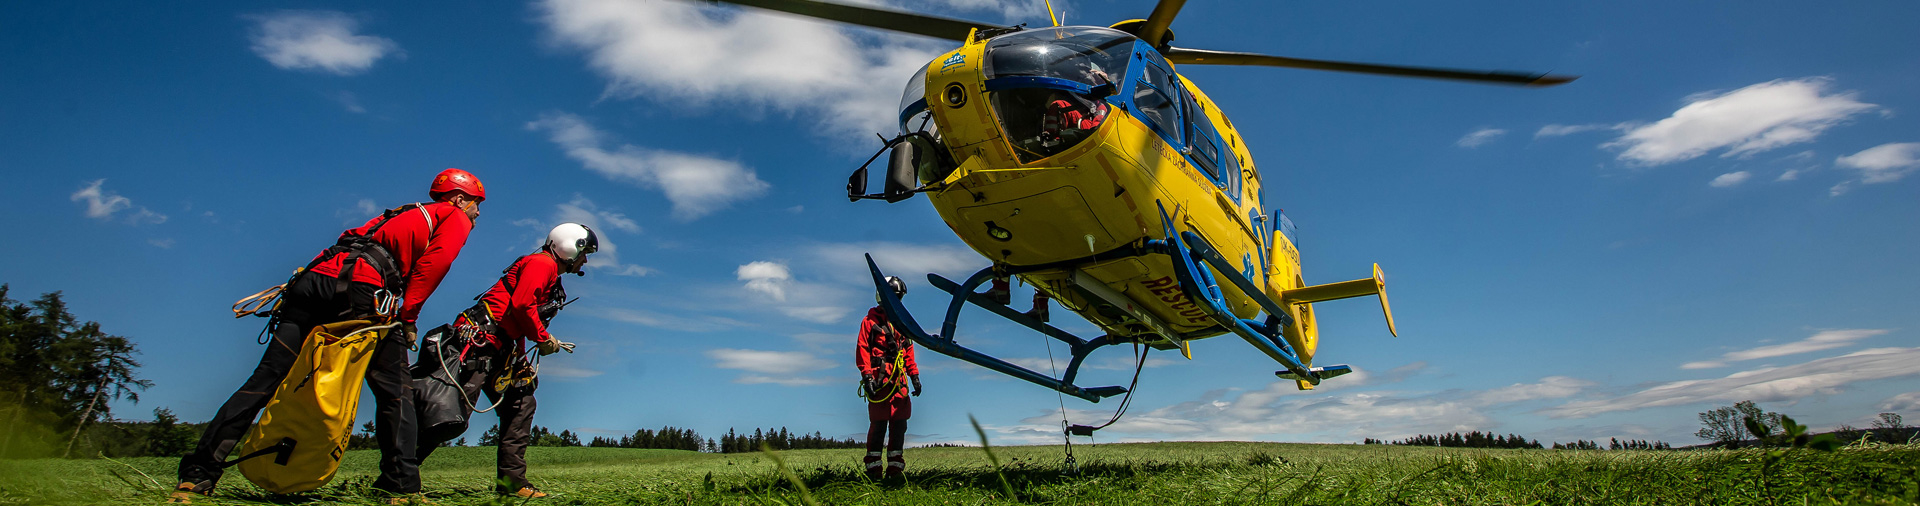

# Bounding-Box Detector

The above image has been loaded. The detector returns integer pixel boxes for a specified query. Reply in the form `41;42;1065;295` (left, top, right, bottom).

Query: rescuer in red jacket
412;223;594;498
174;169;483;503
856;276;920;480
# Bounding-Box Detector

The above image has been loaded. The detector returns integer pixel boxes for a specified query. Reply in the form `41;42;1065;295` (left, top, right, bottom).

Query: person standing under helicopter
411;223;594;499
173;169;485;504
856;276;920;480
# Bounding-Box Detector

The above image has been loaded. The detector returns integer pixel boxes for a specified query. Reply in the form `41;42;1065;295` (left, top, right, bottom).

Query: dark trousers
414;346;538;493
178;272;421;494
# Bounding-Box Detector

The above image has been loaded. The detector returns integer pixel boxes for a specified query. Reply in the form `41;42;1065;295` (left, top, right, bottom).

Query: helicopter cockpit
983;27;1132;163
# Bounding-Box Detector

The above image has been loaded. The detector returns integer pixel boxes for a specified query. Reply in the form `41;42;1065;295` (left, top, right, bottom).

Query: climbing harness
232;203;435;344
859;321;912;403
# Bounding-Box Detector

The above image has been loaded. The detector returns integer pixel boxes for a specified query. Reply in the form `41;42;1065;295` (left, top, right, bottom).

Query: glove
401;322;419;345
910;374;922;397
536;338;576;356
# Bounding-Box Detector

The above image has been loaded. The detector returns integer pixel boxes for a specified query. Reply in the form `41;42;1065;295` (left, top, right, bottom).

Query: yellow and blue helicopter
717;0;1574;403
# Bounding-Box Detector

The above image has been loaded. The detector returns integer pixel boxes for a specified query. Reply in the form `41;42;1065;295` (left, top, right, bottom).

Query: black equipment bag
409;324;472;444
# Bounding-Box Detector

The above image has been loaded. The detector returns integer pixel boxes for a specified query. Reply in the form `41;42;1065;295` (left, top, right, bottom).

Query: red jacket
306;202;473;323
474;252;563;348
855;306;918;396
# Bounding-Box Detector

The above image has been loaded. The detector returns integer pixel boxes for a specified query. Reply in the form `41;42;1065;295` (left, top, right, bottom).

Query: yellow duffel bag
233;319;392;494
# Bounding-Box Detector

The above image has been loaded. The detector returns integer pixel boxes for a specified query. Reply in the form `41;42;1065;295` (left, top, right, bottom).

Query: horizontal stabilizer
1280;263;1397;337
1274;364;1352;382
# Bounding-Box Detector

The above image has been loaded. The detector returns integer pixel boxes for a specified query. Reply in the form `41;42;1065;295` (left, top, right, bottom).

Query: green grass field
4;441;1917;505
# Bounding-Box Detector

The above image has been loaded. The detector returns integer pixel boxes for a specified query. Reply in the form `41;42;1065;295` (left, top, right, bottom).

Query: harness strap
218;437;295;468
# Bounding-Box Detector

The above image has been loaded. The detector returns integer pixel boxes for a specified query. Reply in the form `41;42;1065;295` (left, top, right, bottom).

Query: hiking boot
509;487;548;499
386;494;433;505
863;451;884;480
167;481;212;503
1024;294;1050;323
985;278;1012;306
885;450;905;478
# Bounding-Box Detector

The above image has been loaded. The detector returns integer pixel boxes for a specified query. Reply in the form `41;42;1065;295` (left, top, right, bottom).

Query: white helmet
545;223;598;274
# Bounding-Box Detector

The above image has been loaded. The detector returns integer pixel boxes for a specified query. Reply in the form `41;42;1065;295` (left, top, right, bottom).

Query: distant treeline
713;427;863;453
1362;432;1676;450
586;426;706;451
1365;432;1543;449
422;425;867;454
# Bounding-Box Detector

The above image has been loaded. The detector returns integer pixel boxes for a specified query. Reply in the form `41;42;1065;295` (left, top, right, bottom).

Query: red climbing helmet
429;168;486;202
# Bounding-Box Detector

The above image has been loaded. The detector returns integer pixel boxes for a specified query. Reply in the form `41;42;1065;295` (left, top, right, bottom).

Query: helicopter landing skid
1154;202;1348;386
865;255;1128;402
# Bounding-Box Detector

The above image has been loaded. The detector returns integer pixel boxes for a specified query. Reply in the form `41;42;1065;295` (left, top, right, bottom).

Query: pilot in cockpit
1038;62;1112;148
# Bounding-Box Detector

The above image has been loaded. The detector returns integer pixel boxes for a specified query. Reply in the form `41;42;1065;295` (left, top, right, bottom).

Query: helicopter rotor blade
1164;47;1577;86
704;0;1004;42
1135;0;1187;47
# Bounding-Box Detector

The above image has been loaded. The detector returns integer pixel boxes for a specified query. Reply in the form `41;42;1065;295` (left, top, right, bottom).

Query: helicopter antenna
1044;0;1060;27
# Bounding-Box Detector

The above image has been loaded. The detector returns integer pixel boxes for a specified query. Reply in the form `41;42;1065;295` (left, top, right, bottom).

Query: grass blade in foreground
970;414;1020;500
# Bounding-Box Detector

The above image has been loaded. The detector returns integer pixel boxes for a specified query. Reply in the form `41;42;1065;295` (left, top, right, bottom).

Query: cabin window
1133;59;1180;143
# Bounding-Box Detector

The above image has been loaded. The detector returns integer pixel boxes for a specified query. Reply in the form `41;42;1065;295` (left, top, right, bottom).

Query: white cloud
738;261;792;301
527;112;769;220
1470;376;1595;405
72;180;130;219
808;241;985;281
1604;78;1879;166
1879;392;1920;413
926;0;1049;20
246;11;399;75
984;365;1592;444
1535;123;1615;138
586;306;748;332
1776;169;1802;182
1708;171;1751;188
1681;329;1888;369
1835;142;1920;184
1456;127;1506;148
533;0;943;138
520;195;653;276
71;180;166;225
707;348;838;385
779;306;850;324
539;364;605;379
148;238;176;249
1546;346;1920;418
331;90;366;113
337;198;380;225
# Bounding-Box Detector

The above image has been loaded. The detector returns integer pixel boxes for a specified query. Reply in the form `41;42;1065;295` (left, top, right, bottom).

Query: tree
144;408;196;458
1697;400;1781;448
479;425;500;446
455;437;467;447
1872;413;1910;443
0;287;151;458
347;420;378;450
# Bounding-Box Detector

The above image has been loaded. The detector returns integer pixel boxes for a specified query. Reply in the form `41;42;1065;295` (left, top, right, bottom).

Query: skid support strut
1155;203;1351;386
865;255;1126;402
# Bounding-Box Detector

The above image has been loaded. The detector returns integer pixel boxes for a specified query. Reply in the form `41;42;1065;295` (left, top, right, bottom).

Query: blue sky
3;0;1917;449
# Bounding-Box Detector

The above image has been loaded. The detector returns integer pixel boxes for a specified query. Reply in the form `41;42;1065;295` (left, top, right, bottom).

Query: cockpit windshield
984;27;1134;86
982;27;1135;163
898;64;933;134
